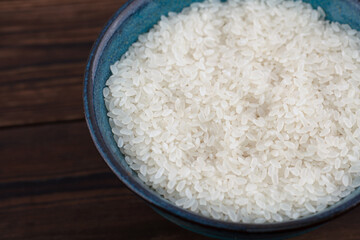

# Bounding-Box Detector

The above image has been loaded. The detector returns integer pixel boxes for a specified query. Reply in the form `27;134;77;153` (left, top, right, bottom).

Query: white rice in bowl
103;0;360;223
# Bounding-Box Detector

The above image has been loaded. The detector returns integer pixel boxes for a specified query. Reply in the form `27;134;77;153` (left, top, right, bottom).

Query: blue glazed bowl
84;0;360;239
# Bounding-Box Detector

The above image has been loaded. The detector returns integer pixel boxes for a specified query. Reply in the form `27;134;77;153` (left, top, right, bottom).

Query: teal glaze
303;0;360;30
84;0;360;239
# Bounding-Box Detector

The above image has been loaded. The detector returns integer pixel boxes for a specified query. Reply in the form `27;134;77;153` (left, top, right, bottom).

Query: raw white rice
104;0;360;223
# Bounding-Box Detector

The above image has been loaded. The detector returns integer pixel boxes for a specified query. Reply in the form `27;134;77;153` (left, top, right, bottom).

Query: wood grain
0;121;105;183
0;0;124;127
1;0;360;239
0;121;209;240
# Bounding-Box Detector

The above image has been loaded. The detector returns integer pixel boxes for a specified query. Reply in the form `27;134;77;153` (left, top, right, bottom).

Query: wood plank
0;181;208;240
0;120;208;240
0;0;125;127
1;64;84;127
0;120;106;183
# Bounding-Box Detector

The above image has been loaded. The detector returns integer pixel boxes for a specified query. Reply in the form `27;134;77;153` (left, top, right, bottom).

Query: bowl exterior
151;205;321;240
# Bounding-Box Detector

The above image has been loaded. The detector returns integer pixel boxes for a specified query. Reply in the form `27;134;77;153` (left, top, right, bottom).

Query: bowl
83;0;360;239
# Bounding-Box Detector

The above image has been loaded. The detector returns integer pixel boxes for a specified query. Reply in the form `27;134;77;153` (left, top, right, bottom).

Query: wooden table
1;0;359;239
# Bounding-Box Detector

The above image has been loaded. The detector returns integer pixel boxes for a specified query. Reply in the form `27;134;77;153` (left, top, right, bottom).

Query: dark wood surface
1;0;360;239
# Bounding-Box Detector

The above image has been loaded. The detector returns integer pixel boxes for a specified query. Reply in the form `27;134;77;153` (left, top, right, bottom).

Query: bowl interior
84;0;360;232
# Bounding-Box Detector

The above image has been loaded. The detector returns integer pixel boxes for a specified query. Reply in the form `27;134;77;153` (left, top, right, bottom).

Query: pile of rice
104;0;360;223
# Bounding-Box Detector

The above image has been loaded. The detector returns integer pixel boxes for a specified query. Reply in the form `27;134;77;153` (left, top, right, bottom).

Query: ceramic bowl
84;0;360;239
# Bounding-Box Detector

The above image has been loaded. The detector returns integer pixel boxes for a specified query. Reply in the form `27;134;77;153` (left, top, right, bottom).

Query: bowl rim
83;0;360;233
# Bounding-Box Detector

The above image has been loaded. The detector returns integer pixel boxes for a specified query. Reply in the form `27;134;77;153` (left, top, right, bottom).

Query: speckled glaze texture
84;0;360;239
